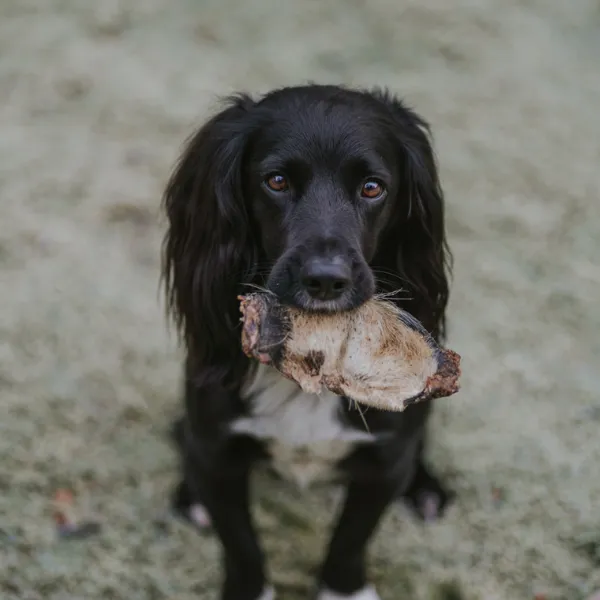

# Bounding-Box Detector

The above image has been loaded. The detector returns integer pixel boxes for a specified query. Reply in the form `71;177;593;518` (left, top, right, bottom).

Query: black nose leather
300;259;351;301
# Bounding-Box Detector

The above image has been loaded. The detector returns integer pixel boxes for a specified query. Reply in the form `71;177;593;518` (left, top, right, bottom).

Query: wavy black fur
162;84;454;600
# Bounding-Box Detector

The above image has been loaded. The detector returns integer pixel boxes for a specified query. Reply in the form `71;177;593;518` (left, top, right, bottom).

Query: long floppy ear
162;94;257;383
372;90;452;342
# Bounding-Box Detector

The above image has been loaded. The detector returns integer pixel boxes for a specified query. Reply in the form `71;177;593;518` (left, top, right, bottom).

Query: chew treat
239;293;461;412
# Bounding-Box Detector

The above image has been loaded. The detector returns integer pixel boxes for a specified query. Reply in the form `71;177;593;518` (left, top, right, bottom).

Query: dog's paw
399;462;454;522
257;586;276;600
402;484;455;522
317;585;381;600
187;503;212;529
171;479;212;531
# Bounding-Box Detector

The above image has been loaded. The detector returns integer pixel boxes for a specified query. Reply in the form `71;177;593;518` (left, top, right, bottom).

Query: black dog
163;84;454;600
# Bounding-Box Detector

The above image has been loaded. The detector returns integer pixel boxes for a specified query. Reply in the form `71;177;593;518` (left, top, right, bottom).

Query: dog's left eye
360;179;386;200
264;173;289;193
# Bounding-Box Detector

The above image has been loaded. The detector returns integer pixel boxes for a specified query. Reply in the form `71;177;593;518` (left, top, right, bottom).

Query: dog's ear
372;90;452;341
162;94;257;382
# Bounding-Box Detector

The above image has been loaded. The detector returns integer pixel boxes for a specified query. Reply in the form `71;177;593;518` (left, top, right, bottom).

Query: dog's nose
300;259;351;301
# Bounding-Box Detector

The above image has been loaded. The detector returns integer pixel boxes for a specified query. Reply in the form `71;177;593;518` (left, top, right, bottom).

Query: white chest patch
230;364;374;489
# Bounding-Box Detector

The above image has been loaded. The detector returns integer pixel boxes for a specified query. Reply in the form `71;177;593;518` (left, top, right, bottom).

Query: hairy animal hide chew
239;293;461;411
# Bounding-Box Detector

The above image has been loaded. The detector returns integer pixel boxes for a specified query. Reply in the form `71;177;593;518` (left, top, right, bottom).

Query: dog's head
163;85;451;378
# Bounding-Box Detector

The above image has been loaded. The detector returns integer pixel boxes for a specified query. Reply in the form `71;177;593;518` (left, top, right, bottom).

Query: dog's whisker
240;282;276;296
372;272;410;285
373;273;412;287
352;399;371;434
239;261;278;281
374;288;407;300
258;331;292;350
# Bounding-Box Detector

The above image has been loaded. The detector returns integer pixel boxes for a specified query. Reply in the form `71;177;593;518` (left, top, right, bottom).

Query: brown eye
265;173;289;192
360;179;385;200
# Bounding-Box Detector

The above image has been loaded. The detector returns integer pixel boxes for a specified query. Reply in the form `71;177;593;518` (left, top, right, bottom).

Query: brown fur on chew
239;293;461;412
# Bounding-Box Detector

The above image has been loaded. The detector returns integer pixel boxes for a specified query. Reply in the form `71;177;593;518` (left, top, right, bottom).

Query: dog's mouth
289;288;364;314
265;255;375;314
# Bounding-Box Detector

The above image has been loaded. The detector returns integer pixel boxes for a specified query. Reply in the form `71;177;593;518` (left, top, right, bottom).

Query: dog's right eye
264;173;289;193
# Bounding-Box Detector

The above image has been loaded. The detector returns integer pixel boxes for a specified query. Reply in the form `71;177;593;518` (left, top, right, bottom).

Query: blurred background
1;1;599;599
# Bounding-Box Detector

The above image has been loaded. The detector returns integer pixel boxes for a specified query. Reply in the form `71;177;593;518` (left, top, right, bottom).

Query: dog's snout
300;258;351;301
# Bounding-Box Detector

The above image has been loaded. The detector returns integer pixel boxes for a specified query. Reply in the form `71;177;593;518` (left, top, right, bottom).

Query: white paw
257;586;275;600
188;503;211;528
317;585;381;600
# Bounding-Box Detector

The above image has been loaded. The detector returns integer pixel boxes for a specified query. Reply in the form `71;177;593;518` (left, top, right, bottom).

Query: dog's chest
230;364;373;488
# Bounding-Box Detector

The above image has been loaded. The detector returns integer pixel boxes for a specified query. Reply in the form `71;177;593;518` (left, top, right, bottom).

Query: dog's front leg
179;373;272;600
316;479;395;600
316;441;418;600
183;433;273;600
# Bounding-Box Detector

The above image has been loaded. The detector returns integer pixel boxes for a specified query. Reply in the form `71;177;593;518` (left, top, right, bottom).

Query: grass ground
1;1;600;598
